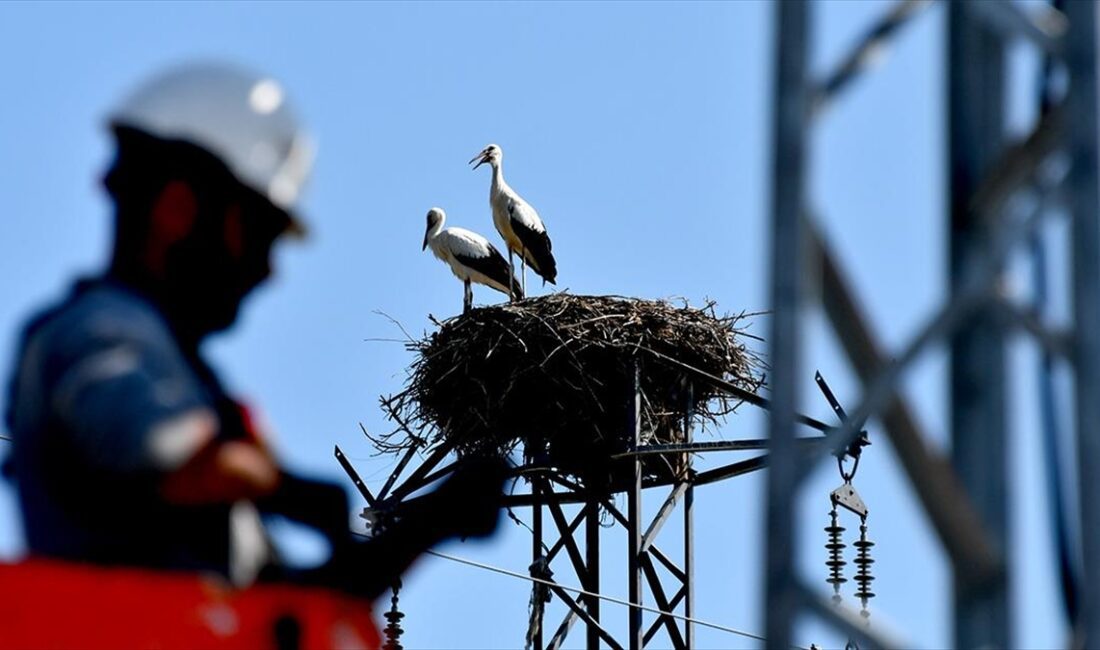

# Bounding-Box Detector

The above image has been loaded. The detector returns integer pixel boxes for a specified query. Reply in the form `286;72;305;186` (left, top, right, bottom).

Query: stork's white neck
426;215;446;242
490;161;506;194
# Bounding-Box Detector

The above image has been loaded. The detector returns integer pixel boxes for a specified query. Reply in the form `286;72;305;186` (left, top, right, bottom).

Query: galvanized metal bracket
831;483;869;520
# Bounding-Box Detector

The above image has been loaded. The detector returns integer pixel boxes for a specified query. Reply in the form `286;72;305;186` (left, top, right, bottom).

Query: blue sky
0;2;1067;648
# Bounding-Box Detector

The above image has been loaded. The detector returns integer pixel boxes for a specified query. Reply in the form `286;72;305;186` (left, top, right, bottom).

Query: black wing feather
454;246;524;299
509;205;558;284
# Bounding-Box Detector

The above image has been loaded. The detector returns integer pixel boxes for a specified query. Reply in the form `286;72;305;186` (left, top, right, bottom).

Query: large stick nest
380;294;765;489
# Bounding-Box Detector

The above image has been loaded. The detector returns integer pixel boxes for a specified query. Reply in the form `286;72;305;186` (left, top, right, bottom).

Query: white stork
422;207;522;313
469;144;557;297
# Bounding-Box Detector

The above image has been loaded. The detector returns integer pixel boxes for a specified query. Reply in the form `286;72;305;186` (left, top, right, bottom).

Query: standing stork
422;207;522;313
469;144;557;297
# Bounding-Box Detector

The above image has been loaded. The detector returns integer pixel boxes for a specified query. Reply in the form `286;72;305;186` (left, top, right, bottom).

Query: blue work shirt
4;278;234;574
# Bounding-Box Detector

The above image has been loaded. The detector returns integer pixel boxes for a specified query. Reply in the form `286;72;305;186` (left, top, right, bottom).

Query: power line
422;548;812;650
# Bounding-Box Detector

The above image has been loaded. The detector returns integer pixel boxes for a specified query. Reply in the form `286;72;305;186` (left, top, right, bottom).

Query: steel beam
384;440;454;503
1064;1;1100;645
502;491;591;508
692;455;769;487
586;502;601;649
640;553;687;649
650;546;687;584
545;498;600;649
643;586;688;647
532;475;545;650
547;600;580;650
948;4;1011;646
683;385;695;649
546;506;587;566
548;500;591;589
627;363;644;650
334;445;377;508
764;3;810;646
812;0;931;114
548;584;625;650
376;443;420;501
640;483;688;554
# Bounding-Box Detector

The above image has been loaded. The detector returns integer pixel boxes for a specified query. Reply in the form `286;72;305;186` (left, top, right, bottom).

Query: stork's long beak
469;150;489;170
422;232;429;251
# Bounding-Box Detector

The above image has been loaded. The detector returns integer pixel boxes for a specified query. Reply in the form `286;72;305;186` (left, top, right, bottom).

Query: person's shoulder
20;279;173;361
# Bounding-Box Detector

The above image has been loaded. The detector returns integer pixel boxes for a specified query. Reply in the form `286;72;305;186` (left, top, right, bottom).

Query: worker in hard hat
3;63;505;599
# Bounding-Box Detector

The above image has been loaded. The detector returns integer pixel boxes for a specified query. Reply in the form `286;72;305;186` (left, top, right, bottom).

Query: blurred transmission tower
764;0;1099;647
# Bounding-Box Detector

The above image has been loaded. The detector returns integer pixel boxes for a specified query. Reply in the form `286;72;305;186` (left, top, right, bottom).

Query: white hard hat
109;62;315;235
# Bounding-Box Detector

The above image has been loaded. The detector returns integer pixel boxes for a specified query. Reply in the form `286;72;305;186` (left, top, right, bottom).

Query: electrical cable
421;547;812;650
